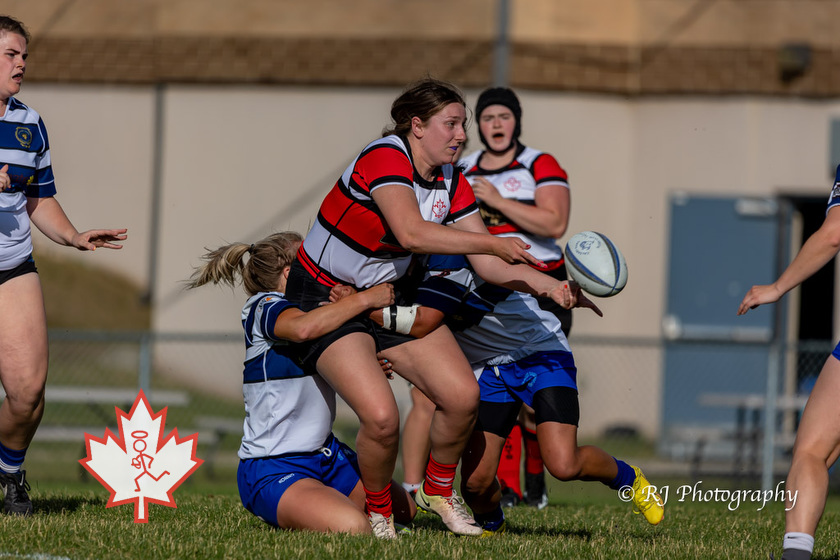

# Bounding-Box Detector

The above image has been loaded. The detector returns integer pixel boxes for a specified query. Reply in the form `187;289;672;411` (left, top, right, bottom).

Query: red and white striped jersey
458;145;568;266
299;135;478;288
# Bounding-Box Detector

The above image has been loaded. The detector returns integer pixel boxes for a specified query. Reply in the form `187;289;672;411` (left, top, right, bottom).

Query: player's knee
332;512;373;535
437;381;479;417
359;407;400;446
790;444;832;471
3;381;45;419
462;465;497;497
545;457;582;482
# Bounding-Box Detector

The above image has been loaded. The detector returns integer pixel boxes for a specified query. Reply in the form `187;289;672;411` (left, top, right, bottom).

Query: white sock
783;532;815;553
402;481;420;493
0;461;20;474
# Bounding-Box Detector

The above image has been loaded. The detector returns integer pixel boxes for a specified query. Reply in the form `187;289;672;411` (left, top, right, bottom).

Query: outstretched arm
274;283;395;342
739;206;840;315
27;197;127;251
452;213;602;316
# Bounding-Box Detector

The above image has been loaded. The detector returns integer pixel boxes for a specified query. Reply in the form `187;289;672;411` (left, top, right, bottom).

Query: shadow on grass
34;494;106;514
505;525;592;540
410;513;593;540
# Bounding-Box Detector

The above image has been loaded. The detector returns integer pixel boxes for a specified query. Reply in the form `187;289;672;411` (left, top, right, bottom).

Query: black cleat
499;486;521;508
524;471;548;509
0;470;32;516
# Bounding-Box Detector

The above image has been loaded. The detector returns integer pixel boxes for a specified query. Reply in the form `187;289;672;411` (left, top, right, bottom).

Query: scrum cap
475;87;522;149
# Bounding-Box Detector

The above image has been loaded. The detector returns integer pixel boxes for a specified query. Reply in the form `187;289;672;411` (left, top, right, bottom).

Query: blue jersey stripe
243;347;307;384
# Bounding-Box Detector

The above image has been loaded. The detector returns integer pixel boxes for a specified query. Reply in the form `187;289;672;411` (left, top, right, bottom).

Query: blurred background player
186;232;416;537
458;86;572;508
0;15;127;516
738;165;840;560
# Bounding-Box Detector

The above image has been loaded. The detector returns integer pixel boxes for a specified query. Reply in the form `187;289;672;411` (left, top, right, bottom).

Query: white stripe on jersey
302;134;477;288
303;221;408;288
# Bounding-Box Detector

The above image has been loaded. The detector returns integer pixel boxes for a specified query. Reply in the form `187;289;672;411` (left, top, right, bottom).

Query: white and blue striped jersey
828;164;840;213
0;97;57;270
414;255;570;371
238;292;336;459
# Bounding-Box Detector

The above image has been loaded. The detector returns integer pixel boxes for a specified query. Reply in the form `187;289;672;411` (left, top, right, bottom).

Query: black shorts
475;386;580;438
0;256;37;286
285;260;416;371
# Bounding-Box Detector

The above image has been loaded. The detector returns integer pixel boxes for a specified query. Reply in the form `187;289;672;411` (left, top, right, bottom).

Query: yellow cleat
480;519;507;537
630;465;665;525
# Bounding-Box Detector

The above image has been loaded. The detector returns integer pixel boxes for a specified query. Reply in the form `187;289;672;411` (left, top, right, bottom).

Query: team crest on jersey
14;127;32;149
503;177;521;192
432;197;448;219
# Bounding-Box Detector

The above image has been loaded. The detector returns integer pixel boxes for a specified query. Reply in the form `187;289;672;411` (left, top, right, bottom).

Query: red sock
496;424;523;498
523;426;544;475
423;454;457;497
365;484;393;517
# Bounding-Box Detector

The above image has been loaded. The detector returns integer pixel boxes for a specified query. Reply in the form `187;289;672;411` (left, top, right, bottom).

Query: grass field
3;473;839;560
17;245;838;559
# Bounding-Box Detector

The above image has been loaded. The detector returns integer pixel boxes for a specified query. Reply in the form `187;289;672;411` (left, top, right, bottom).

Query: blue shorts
832;341;840;362
237;433;361;527
478;350;577;407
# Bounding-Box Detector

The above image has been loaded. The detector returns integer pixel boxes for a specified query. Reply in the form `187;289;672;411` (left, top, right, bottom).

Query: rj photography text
618;480;798;511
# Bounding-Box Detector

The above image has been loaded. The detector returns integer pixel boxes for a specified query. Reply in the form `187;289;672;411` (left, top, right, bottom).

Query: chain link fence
18;331;836;486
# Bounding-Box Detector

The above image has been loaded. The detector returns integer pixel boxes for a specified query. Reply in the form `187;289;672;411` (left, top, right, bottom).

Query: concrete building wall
21;82;840;436
11;0;840;437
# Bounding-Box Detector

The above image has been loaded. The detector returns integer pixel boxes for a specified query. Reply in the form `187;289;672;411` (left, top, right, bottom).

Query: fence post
761;340;781;492
138;331;153;393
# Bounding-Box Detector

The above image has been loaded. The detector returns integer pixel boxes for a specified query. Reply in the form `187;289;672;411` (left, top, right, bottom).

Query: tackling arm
274;283;394;342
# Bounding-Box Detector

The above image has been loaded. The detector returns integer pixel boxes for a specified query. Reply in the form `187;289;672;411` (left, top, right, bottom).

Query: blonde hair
186;231;302;296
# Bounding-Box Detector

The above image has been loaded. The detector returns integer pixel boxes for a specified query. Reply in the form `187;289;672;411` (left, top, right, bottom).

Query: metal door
661;195;780;435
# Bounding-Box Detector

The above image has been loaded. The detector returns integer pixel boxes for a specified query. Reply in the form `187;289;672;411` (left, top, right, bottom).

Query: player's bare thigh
380;325;477;406
791;356;840;466
0;272;48;395
316;332;399;422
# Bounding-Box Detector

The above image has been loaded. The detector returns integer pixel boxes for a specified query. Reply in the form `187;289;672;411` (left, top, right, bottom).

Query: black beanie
475;87;522;150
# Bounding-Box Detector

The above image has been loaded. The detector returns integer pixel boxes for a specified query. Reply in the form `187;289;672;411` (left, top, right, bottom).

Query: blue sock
606;458;636;490
0;440;26;473
474;505;505;531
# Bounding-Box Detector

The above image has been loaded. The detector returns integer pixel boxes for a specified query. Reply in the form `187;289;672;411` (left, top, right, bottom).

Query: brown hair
0;16;30;43
382;77;466;138
186;231;302;297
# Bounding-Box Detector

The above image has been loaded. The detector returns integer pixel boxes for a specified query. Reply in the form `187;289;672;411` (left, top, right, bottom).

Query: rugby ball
564;231;628;297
